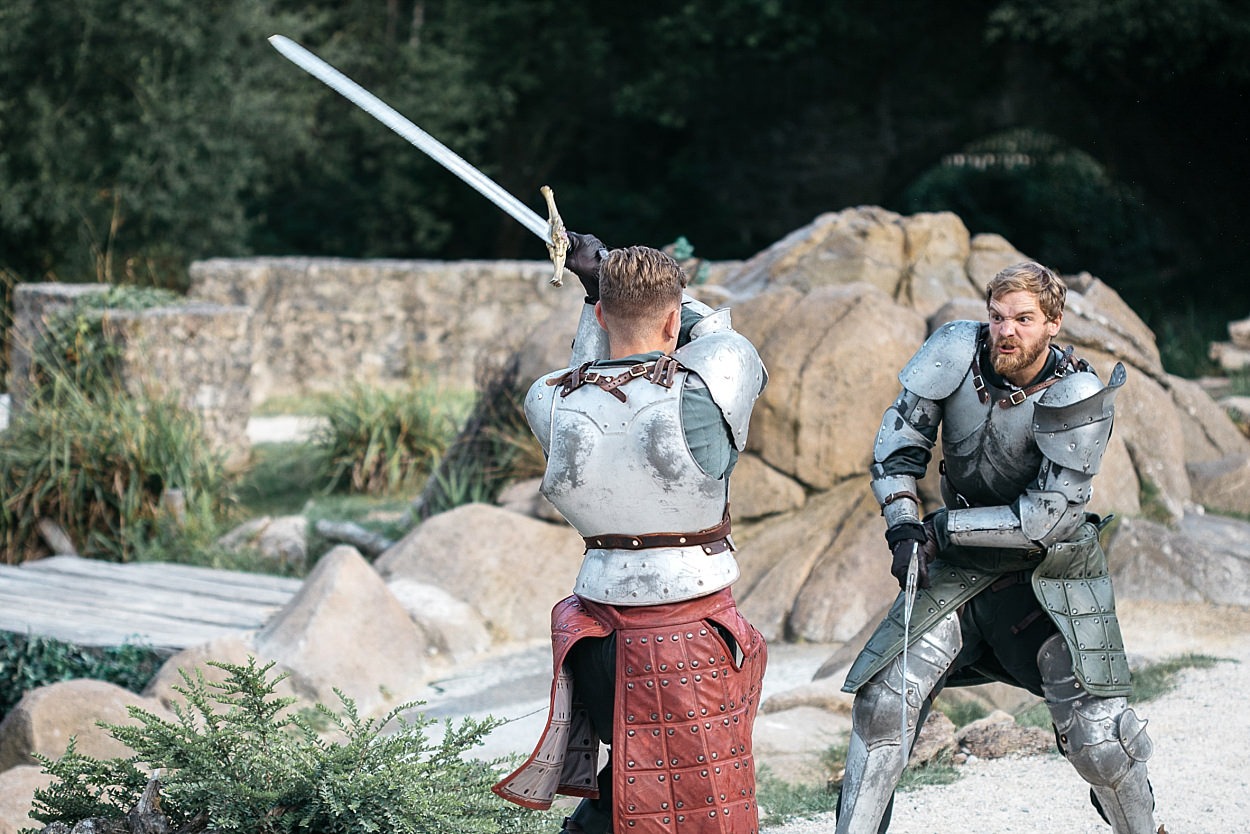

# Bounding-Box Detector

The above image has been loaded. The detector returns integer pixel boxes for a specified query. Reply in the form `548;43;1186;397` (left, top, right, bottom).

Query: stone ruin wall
8;257;736;466
186;257;591;405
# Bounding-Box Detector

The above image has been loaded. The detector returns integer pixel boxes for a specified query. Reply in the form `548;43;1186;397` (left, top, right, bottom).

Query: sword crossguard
541;185;569;287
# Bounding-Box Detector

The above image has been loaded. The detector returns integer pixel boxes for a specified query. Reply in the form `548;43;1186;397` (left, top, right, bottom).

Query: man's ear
662;305;681;340
594;300;608;330
1047;311;1063;338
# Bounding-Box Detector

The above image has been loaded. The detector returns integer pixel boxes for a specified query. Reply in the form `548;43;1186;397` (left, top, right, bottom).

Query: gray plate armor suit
837;320;1156;834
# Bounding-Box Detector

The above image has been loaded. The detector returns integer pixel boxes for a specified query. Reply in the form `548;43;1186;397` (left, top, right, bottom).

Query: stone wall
102;304;252;467
6;284;252;467
6;283;110;414
186;257;588;405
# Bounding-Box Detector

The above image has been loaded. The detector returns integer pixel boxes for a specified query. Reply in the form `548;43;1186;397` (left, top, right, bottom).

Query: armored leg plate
1038;633;1157;834
836;615;961;834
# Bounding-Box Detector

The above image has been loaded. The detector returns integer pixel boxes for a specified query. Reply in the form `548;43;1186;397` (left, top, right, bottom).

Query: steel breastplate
940;370;1045;507
538;368;737;605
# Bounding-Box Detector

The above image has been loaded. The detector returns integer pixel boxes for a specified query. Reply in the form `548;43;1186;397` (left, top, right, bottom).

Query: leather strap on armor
548;356;682;402
584;508;733;554
879;490;922;514
972;345;1090;408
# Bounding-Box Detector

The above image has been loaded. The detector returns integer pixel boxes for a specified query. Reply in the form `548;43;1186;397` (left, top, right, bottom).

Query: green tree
0;1;313;289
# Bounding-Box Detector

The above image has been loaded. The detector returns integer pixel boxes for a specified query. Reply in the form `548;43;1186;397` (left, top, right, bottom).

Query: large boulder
0;765;52;834
254;546;431;716
698;206;1250;657
729;453;807;521
721;206;909;297
735;480;898;643
375;503;584;642
0;680;173;771
734;284;925;489
1107;513;1250;606
1187;453;1250;517
385;578;492;661
1169;375;1250;465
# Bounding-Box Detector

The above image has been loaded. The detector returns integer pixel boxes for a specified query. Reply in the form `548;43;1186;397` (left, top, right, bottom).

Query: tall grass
1;286;232;562
0;375;233;561
417;358;544;518
312;382;458;496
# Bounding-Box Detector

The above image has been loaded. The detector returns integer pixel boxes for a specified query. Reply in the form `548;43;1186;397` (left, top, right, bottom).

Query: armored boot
835;615;961;834
1039;634;1157;834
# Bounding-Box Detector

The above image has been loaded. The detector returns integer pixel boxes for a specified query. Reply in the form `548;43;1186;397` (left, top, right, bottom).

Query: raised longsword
267;35;569;285
900;540;919;769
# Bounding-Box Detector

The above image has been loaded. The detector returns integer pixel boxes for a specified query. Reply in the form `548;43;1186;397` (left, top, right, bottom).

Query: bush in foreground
28;658;553;834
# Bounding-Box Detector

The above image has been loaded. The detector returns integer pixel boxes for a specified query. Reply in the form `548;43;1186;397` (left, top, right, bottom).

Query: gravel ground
765;600;1250;834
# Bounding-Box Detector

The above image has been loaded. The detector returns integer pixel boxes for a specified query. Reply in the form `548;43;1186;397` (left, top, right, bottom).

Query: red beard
990;333;1049;378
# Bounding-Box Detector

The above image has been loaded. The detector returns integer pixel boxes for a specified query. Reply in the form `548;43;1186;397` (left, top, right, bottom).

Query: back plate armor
525;365;739;605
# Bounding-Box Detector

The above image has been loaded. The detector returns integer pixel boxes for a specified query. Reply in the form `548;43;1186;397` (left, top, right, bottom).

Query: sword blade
268;35;550;242
900;541;920;769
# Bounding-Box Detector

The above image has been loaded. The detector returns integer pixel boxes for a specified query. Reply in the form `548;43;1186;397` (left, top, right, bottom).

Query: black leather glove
565;230;608;303
886;522;932;590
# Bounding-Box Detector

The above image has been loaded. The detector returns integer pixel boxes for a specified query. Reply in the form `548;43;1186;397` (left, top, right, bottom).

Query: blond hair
985;262;1067;322
598;246;685;323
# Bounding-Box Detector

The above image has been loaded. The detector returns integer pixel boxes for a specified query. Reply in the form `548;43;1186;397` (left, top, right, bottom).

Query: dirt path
764;600;1250;833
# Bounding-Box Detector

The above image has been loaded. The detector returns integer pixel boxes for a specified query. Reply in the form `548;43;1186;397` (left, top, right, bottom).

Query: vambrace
568;302;609;368
1039;634;1157;834
871;471;921;528
945;460;1095;550
870;390;940;528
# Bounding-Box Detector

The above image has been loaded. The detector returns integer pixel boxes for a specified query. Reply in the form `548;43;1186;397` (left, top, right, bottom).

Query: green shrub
0;378;234;561
0;633;165;717
27;658;553;834
313;382;456;496
418;358;544;518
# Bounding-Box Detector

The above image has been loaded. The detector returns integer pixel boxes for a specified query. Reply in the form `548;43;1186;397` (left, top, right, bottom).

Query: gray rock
375;504;583;642
1108;513;1250;606
255;545;430;716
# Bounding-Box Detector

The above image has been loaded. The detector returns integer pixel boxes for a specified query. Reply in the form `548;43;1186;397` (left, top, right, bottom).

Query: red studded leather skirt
492;588;768;833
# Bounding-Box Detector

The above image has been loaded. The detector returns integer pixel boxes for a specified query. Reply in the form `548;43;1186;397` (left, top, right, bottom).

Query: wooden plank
0;556;302;650
0;607;242;648
0;575;281;627
0;595;257;648
17;556;301;603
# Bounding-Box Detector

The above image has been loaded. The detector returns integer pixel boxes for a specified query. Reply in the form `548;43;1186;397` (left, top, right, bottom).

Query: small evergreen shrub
0;633;165;717
27;658;555;834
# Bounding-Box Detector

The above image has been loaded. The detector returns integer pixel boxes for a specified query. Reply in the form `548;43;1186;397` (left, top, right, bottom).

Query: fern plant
27;658;554;834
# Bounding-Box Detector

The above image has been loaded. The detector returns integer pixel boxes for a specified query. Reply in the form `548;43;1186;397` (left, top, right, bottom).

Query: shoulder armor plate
1033;362;1126;474
523;371;563;455
673;319;766;451
681;293;717;321
899;320;979;400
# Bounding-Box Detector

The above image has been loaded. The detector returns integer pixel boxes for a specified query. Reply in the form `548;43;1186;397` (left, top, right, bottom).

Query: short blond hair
599;246;685;322
985;262;1067;322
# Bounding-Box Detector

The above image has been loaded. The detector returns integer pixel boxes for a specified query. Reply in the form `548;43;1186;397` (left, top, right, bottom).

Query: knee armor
1038;634;1157;834
853;614;961;748
1038;634;1152;785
